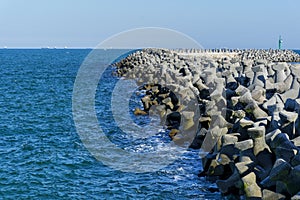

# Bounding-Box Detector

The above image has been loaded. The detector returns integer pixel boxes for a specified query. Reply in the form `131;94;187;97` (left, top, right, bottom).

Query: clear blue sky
1;0;299;49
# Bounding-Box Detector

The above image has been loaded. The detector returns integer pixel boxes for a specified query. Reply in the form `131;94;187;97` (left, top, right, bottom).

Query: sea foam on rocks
113;48;300;199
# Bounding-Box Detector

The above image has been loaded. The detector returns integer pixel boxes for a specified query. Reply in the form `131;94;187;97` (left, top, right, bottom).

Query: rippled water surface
0;49;223;199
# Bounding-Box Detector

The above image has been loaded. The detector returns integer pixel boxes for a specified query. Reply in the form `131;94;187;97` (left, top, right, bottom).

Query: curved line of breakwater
113;48;300;199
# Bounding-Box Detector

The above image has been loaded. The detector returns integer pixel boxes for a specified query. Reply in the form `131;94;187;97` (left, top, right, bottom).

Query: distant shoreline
1;48;300;51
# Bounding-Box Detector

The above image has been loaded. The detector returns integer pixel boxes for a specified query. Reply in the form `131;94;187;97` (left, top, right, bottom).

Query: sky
1;0;300;49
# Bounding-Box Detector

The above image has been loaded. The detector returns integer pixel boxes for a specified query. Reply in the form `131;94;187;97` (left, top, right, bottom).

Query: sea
0;49;224;200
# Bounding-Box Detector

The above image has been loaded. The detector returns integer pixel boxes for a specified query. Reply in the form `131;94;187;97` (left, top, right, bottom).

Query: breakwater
176;48;300;62
114;48;300;199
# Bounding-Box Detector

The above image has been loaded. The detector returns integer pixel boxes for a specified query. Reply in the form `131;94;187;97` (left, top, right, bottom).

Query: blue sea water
0;49;220;199
294;50;300;55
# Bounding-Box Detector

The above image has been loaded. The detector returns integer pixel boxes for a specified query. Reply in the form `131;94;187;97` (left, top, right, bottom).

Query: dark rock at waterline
166;111;181;129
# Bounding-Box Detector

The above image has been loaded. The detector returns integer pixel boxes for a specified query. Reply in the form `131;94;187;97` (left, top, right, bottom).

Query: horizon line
1;47;300;50
0;46;300;50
